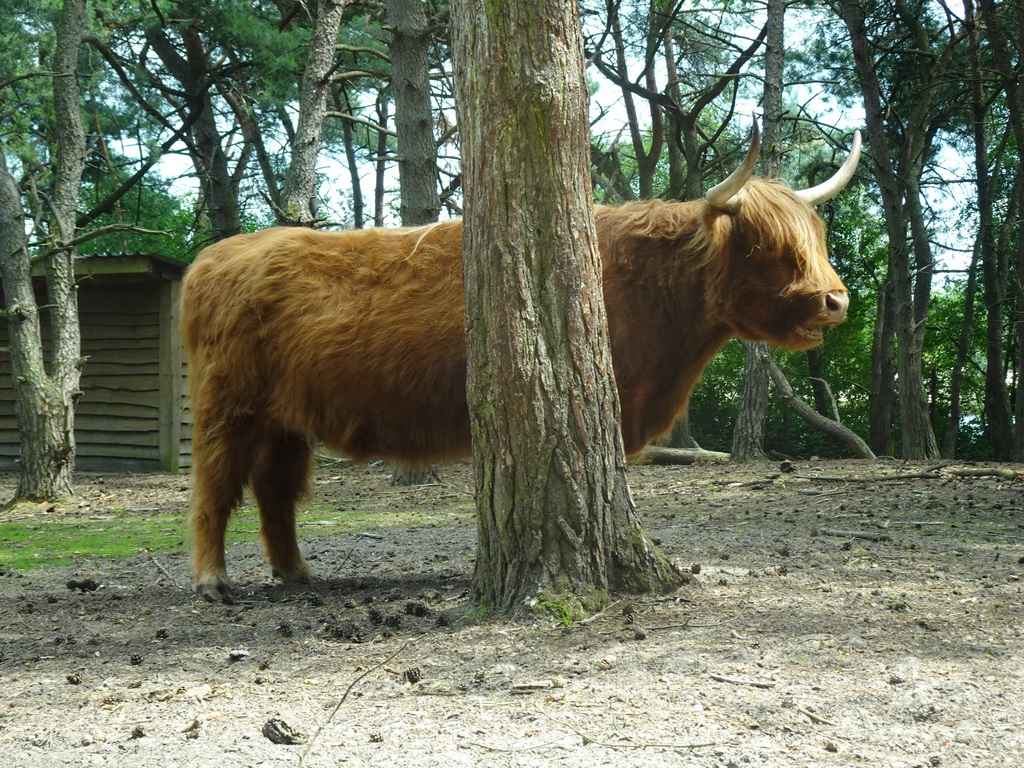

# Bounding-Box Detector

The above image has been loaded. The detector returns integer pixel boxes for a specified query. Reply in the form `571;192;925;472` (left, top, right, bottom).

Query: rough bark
452;0;684;612
386;0;443;485
0;156;68;502
941;243;979;457
385;0;440;226
732;342;771;461
373;95;390;227
0;0;88;502
731;0;783;462
869;281;897;455
667;412;701;450
976;0;1023;459
279;0;348;226
964;2;1012;460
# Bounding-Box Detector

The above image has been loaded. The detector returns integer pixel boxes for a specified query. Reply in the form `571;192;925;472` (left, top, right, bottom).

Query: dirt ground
0;457;1021;768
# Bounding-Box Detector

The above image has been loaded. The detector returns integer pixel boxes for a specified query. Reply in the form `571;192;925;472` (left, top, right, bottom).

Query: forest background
2;0;1023;478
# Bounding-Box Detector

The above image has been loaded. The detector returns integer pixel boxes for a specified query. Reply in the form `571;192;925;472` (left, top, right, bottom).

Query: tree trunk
805;349;831;417
941;243;979;457
279;0;348;226
731;0;783;462
386;0;440;226
732;342;770;461
39;0;89;499
899;173;940;458
340;114;365;228
869;280;897;455
452;0;684;612
667;412;701;450
145;24;242;241
0;0;88;502
837;0;939;459
387;0;443;485
373;95;390;227
767;359;876;459
0;155;75;502
976;0;1022;458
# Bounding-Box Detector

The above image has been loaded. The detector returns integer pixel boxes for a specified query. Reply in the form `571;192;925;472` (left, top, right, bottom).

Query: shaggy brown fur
181;179;848;597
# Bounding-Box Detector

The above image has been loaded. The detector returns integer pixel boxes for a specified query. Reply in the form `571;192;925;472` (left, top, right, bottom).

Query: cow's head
703;124;860;351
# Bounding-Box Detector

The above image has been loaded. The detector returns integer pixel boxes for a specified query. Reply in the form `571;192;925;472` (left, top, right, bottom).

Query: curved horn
705;121;761;212
796;130;862;206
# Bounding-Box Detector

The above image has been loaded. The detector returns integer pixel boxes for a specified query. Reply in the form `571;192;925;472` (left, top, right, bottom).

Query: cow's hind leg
249;429;314;583
190;422;256;601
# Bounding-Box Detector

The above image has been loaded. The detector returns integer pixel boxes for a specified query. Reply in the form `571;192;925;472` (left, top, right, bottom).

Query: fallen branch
812;527;892;542
709;672;777;689
766;358;875;459
948;467;1022;480
633;446;730;465
794;466;946;483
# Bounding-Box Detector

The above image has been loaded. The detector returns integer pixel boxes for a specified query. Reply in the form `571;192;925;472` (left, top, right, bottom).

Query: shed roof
29;253;189;282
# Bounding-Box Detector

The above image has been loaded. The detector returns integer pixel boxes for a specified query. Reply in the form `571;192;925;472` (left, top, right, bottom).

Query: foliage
0;0;1020;461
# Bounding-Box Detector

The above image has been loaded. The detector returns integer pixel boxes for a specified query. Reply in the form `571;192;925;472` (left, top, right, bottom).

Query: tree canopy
2;0;1023;464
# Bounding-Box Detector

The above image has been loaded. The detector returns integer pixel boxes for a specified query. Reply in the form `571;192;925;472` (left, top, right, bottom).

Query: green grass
0;503;470;571
0;514;188;569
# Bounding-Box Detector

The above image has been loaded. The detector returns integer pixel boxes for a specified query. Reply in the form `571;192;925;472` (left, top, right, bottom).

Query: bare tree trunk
667;413;701;450
145;24;242;241
805;349;831;417
373;95;390;227
941;243;979;457
386;0;440;226
603;0;663;199
732;0;783;462
386;0;443;485
279;0;348;226
767;359;875;459
976;0;1022;458
452;0;684;612
870;281;897;455
732;342;770;461
837;0;939;459
899;173;940;459
0;156;72;501
0;0;88;502
340;113;365;228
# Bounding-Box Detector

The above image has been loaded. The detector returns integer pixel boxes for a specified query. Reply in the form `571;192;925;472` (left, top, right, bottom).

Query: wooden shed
0;254;191;473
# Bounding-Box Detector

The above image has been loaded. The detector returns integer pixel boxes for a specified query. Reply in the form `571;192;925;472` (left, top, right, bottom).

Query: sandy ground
0;457;1022;767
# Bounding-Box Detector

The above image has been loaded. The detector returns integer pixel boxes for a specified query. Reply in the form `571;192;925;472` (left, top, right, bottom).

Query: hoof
271;566;315;584
194;577;232;603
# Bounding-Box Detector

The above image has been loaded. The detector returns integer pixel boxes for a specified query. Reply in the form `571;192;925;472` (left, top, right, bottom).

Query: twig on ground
708;672;777;689
299;637;418;766
533;702;716;751
797;705;836;726
150;556;180;588
574;600;622;626
812;527;892;542
466;736;575;753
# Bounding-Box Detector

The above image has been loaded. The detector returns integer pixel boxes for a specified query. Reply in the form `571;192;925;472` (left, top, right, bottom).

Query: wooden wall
0;258;190;474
